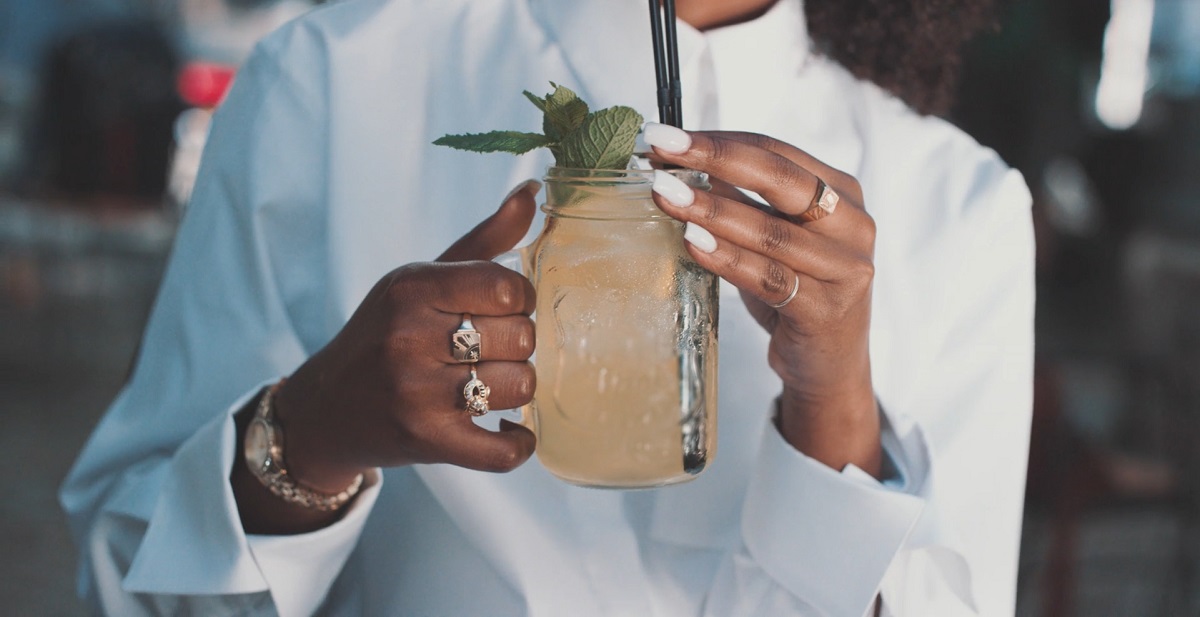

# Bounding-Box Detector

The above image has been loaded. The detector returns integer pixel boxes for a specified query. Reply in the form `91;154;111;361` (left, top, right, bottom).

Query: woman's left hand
644;123;881;477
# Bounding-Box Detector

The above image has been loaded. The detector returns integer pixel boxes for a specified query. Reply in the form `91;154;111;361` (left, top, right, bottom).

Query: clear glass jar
502;167;719;488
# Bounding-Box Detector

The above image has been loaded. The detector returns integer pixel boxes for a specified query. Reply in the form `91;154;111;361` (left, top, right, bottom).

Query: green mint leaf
523;90;548;113
557;106;643;169
539;83;589;142
432;131;553;155
435;84;643;169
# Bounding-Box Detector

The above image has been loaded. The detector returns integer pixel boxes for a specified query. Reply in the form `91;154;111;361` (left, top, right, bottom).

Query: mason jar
500;167;719;488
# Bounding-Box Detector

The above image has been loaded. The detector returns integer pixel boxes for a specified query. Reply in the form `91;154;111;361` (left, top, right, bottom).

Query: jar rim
544;166;707;185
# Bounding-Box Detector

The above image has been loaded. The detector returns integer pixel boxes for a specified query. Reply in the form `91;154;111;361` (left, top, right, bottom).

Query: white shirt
60;0;1036;615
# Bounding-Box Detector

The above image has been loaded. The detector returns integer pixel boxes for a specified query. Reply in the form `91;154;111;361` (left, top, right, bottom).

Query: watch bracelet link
251;379;365;512
262;466;365;512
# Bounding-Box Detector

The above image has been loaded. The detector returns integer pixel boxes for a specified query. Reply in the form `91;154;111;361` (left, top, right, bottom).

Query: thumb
437;179;540;262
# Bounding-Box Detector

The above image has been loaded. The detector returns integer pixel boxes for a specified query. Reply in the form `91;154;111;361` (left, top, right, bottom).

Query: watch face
245;418;273;472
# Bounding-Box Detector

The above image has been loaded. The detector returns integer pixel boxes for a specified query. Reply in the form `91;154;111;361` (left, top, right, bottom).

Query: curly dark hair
805;0;1000;116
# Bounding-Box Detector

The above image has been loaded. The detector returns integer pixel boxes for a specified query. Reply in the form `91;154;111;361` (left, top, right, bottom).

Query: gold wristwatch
244;380;364;511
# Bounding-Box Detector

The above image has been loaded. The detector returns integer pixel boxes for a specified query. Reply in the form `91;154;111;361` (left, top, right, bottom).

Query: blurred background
0;0;1197;614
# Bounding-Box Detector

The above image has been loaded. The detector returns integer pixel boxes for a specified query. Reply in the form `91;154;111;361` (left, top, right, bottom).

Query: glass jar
501;167;719;488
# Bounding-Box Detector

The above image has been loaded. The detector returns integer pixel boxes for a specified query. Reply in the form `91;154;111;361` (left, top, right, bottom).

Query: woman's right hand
234;180;541;532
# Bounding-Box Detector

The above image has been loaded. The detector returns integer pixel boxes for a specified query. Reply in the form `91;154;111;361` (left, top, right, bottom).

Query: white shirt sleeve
60;31;379;617
742;415;923;614
699;410;938;617
701;162;1034;616
61;5;1036;615
118;387;381;617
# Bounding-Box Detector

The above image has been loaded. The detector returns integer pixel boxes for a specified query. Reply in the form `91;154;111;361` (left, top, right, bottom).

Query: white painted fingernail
634;132;651;154
652;170;694;206
684;222;717;253
641;122;691;154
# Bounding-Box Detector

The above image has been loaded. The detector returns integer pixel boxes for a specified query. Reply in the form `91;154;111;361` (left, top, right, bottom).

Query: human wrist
268;375;368;496
777;381;882;478
232;389;347;535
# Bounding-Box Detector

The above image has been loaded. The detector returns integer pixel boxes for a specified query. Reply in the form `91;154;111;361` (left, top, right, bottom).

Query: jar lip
544;166;707;184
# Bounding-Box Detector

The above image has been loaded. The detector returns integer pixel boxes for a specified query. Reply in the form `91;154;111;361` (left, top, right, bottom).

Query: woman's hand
643;124;881;477
233;181;541;533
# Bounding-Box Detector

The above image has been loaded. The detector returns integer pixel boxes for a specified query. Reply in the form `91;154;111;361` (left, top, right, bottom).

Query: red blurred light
177;62;237;108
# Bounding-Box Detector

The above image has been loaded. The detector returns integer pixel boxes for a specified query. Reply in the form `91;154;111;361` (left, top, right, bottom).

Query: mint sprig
432;131;552;155
434;83;643;170
524;85;588;142
559;106;643;170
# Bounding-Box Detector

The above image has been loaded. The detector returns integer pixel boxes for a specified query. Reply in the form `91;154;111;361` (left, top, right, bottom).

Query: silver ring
452;313;481;363
464;366;491;416
770;274;801;309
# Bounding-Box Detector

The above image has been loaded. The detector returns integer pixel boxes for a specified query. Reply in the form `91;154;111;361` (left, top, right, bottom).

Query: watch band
245;380;364;512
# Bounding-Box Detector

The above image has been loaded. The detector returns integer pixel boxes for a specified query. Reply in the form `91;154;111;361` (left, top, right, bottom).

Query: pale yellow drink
517;168;718;488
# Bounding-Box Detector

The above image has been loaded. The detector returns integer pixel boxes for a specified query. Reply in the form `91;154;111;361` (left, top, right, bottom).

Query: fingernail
641;122;691;154
684;222;717;253
503;179;541;204
634;132;651;154
652;170;694;207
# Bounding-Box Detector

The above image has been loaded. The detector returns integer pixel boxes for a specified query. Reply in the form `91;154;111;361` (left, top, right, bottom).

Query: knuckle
760;261;791;297
383;264;420;299
703;136;734;168
700;195;722;226
766;157;800;193
382;275;406;304
744;132;775;150
513;366;537;403
859;213;877;245
841;175;865;204
516;319;535;352
758;216;790;254
488;274;524;312
489;319;535;361
850;256;875;284
512;319;536;358
718;244;743;272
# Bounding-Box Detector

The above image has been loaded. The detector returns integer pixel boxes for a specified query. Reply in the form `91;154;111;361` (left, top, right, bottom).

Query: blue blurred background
1;0;1198;614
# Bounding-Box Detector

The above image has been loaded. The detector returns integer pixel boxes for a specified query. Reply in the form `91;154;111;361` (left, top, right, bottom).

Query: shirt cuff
740;413;925;617
121;383;382;616
876;411;978;613
247;469;380;617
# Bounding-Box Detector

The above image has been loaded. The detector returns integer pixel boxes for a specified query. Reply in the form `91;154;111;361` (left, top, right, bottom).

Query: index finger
698;131;849;193
404;261;536;317
643;125;863;216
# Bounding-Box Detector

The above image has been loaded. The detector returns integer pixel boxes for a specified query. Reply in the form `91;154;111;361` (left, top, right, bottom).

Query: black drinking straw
647;0;682;128
663;0;682;128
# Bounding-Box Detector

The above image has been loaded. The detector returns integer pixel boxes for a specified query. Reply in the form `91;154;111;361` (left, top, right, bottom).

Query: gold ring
452;314;481;363
799;178;839;222
770;274;801;309
464;366;491;416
